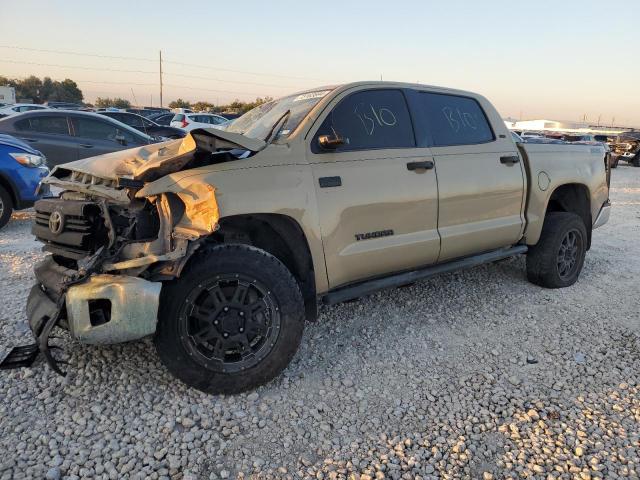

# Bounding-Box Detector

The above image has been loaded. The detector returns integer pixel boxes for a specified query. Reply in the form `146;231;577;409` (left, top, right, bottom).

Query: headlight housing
9;152;46;167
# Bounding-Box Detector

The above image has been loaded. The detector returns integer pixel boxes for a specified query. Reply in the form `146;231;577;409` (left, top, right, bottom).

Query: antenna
159;50;163;108
130;88;138;107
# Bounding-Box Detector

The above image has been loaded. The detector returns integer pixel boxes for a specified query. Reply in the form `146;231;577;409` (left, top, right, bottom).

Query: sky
1;0;639;126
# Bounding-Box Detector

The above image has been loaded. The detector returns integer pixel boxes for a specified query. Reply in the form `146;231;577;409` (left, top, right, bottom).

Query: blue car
0;134;49;229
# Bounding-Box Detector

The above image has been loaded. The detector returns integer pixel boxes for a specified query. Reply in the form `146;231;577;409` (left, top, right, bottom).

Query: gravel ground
0;166;638;480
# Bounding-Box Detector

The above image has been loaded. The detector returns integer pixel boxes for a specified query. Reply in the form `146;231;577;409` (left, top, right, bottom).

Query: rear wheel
0;185;13;230
526;212;587;288
154;244;305;394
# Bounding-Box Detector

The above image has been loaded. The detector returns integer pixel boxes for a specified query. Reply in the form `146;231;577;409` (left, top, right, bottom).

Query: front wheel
0;185;13;230
526;212;587;288
154;244;305;394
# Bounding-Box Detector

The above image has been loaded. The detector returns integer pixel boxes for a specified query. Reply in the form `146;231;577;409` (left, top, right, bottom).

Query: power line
162;59;327;82
78;80;157;86
163;84;267;97
0;59;156;74
0;44;331;83
1;59;314;90
0;45;155;62
163;71;300;89
5;72;271;98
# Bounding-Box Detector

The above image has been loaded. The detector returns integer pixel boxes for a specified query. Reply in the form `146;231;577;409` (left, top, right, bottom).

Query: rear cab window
312;89;415;153
15;116;70;135
411;92;494;147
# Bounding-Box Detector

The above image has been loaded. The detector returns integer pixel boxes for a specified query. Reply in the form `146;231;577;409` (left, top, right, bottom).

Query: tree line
93;96;274;113
0;75;83;103
1;74;272;113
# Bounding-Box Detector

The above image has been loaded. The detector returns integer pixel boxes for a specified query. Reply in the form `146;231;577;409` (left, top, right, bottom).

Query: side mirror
318;134;346;150
115;133;127;146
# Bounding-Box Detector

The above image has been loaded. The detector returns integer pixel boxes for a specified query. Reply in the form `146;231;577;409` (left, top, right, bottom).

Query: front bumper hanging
1;255;162;376
1;287;67;375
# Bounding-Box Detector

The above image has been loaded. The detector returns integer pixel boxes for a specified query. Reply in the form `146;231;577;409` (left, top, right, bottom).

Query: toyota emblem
48;211;64;235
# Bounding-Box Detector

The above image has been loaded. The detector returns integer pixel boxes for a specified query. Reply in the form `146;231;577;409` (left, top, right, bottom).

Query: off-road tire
526;212;587;288
0;185;13;230
154;244;305;394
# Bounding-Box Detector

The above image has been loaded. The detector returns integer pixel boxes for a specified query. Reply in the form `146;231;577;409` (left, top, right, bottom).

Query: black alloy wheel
154;244;305;394
179;274;281;373
556;229;582;281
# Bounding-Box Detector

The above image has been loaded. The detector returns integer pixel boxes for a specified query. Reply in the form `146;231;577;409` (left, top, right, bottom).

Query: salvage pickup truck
1;82;611;394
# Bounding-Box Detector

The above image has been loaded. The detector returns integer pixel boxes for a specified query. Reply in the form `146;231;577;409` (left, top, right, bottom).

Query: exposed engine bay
14;129;262;374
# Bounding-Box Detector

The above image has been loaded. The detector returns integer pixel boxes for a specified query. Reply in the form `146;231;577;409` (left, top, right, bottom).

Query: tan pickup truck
2;82;611;394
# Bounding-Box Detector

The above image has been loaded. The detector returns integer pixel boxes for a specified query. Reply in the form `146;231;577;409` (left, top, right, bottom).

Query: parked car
612;132;640;167
170;113;228;131
523;137;567;144
0;134;49;229
217;112;242;121
0;104;49;118
10;82;611;394
98;111;186;139
0;110;157;166
125;108;169;118
520;131;546;139
147;112;175;126
45;101;85;111
563;134;597;142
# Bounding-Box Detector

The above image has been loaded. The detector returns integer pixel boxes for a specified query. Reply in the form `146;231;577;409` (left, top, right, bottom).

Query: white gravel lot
0;166;638;480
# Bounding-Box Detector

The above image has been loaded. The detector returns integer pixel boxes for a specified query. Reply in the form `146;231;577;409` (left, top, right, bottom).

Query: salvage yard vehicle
97;111;186;140
0;82;611;394
0;134;49;229
170;113;229;131
612;132;640;167
0;110;159;166
0;103;49;118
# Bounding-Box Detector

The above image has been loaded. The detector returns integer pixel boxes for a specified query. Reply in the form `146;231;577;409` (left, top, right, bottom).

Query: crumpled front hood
47;128;266;183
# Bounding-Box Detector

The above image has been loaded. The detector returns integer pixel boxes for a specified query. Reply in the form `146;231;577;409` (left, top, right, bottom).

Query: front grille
33;198;109;259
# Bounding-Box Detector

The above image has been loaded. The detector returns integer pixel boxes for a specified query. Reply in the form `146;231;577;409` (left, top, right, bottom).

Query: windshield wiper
262;110;290;148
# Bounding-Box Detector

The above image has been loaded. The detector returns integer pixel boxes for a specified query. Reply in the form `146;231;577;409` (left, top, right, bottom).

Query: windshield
226;88;335;141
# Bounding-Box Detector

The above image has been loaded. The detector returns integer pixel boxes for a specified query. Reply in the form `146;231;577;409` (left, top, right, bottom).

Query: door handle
319;176;342;188
500;155;520;165
19;137;37;143
79;144;94;148
406;160;434;171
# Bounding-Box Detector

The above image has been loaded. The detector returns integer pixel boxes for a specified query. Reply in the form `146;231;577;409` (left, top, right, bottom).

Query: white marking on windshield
293;90;331;102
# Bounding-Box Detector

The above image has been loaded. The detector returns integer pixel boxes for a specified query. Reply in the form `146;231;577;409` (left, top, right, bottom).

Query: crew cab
2;82;611;394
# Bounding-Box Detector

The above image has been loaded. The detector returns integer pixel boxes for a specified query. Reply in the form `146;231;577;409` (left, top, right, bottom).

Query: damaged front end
2;129;260;374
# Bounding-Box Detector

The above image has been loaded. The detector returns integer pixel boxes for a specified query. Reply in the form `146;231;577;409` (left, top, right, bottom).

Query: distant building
506;118;632;136
0;86;16;105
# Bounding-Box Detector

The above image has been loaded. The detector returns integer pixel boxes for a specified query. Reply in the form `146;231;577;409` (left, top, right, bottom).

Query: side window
416;93;494;146
124;115;145;128
173;114;184;123
313;89;415;152
15;116;69;135
72;117;136;143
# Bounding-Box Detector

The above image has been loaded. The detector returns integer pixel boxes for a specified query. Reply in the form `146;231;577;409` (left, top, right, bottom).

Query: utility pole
159;50;163;108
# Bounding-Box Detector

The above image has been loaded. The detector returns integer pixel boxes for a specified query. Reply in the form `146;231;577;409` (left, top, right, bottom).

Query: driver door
307;88;440;289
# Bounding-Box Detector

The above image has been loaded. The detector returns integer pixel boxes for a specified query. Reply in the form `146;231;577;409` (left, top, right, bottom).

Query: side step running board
323;245;528;305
